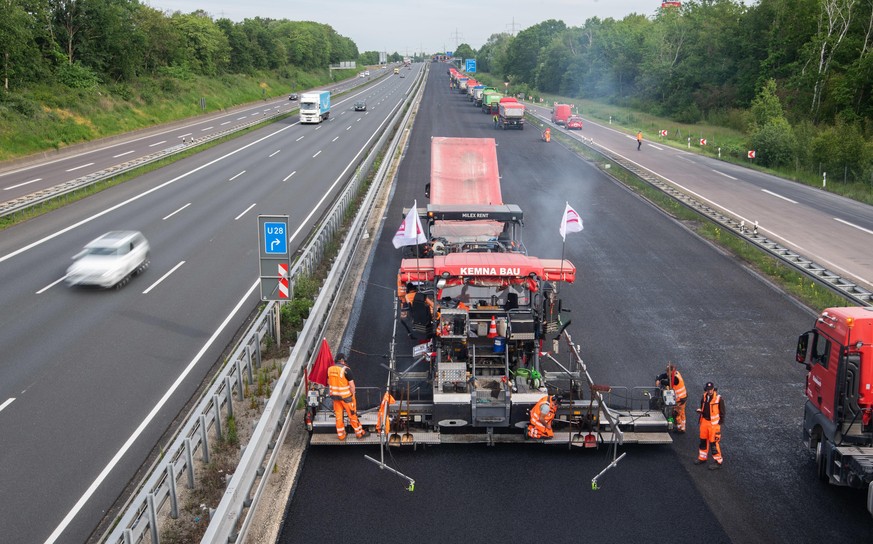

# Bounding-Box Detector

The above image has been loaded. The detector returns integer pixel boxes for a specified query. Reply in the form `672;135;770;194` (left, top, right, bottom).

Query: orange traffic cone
487;316;498;338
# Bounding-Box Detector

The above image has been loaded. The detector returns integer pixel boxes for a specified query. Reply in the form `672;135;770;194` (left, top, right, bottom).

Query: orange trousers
673;398;687;432
333;398;364;440
698;418;723;464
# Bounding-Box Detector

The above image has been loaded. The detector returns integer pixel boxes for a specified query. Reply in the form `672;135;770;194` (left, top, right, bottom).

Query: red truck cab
796;306;873;513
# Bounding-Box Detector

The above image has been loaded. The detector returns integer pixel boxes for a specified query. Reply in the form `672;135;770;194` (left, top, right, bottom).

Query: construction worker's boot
694;458;706;465
356;430;371;439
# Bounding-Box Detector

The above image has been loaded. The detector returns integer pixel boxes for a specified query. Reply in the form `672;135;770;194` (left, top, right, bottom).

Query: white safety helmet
540;403;552;415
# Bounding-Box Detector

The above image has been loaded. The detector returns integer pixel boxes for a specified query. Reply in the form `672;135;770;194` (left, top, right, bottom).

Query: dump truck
465;79;479;100
498;101;525;130
483;91;503;114
299;91;330;124
422;137;524;255
472;86;491;106
796;307;873;515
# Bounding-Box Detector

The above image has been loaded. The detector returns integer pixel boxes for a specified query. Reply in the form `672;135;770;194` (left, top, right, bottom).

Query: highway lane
0;64;422;543
526;102;873;291
0;66;394;203
280;64;873;543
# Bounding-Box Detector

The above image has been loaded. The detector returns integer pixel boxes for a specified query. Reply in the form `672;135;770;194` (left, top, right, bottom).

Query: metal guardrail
528;109;873;307
101;64;426;544
0;106;292;218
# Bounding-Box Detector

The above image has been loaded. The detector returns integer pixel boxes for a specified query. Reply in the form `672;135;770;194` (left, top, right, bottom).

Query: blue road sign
465;59;477;73
264;222;287;254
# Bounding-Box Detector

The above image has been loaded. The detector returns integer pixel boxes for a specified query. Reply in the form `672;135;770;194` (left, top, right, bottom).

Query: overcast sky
146;0;665;54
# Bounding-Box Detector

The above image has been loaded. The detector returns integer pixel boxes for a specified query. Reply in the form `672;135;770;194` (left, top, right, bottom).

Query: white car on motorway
66;231;150;288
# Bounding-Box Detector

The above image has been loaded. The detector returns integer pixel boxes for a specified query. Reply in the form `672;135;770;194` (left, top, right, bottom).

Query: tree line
462;0;873;179
0;0;363;89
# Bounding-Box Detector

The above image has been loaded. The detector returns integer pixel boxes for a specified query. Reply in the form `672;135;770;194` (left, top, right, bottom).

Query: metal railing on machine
101;64;427;544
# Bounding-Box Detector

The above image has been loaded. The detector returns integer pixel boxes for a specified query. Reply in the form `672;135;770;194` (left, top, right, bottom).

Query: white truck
299;91;330;124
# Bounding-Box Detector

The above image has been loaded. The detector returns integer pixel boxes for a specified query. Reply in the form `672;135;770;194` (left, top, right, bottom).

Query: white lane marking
142;261;185;294
250;113;259;117
283;171;296;181
66;162;94;172
594;141;873;287
356;118;361;122
647;144;662;151
0;120;300;265
762;189;797;204
178;133;192;139
296;136;304;142
713;169;737;180
36;276;67;294
346;126;352;131
269;150;281;157
834;217;873;236
43;280;258;544
201;126;214;131
313;150;322;158
228;170;246;181
237;116;247;120
0;398;14;412
220;121;231;126
235;203;257;220
332;137;339;142
162;203;191;221
4;178;42;190
148;140;167;148
113;150;135;158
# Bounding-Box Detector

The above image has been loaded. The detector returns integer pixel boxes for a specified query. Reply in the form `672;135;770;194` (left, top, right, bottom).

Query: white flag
392;200;428;248
559;202;583;241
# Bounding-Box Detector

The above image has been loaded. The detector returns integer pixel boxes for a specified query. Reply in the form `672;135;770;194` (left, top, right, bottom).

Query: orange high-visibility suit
696;387;725;466
327;362;366;440
528;395;557;439
376;392;396;435
657;365;688;432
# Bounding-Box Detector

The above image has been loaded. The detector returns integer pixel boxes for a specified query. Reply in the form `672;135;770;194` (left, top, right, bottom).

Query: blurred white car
66;231;150;288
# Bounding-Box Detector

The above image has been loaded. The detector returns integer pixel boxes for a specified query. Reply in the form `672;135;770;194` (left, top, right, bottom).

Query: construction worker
493;113;499;128
543;127;551;142
527;395;557;439
376;391;396;436
404;283;434;338
327;353;369;440
656;362;687;432
636;130;643;150
695;382;725;469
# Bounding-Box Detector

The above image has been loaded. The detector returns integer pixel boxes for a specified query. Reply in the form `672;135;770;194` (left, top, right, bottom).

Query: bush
751;117;796;167
810;121;870;182
109;83;134;101
57;62;101;90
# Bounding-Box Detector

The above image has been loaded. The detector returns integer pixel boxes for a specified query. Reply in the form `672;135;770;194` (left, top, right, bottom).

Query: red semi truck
551;104;572;125
795;306;873;515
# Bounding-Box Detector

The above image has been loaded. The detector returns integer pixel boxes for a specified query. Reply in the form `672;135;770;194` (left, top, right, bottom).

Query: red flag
307;338;333;387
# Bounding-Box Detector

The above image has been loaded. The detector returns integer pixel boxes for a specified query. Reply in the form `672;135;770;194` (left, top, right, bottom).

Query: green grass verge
0;68;358;161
